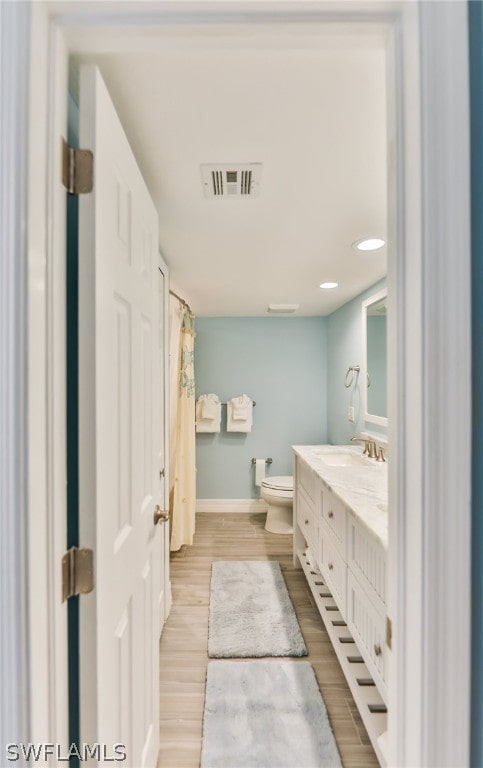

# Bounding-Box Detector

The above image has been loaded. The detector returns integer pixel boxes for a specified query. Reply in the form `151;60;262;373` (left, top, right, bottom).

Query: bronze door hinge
62;138;93;195
62;547;94;602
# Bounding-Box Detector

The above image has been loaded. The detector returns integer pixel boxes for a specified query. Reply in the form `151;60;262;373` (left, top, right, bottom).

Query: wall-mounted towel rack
195;399;256;406
251;457;272;464
223;400;256;407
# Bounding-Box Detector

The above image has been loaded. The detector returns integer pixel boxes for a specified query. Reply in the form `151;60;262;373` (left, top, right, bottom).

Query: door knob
153;505;169;525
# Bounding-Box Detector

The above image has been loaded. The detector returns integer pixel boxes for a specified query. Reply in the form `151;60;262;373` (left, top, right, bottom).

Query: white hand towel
227;394;253;432
232;395;250;420
232;408;249;420
196;395;221;433
201;394;220;419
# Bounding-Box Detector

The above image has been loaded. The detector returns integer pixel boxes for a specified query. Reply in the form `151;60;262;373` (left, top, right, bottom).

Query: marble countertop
292;444;388;549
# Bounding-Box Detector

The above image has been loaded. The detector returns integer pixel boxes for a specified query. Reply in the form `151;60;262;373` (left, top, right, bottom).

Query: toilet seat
261;475;293;492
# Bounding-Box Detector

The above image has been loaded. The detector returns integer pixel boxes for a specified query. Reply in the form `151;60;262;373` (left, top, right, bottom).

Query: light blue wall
469;3;483;764
327;279;387;445
195;317;327;498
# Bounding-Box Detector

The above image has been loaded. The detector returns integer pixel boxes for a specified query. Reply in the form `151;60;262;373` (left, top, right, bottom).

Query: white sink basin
314;451;366;467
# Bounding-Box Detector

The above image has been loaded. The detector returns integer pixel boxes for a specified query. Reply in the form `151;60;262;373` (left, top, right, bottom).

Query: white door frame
159;251;173;622
386;5;471;765
0;0;32;754
2;0;70;757
15;2;470;766
23;1;71;756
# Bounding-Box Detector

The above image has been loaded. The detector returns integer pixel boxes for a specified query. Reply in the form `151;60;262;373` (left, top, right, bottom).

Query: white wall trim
0;0;31;752
196;499;268;514
26;5;70;751
45;21;70;750
419;4;471;766
387;5;471;767
386;8;423;764
36;4;472;766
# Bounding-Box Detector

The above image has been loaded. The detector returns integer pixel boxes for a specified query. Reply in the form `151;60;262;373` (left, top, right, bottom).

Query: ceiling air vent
201;164;262;198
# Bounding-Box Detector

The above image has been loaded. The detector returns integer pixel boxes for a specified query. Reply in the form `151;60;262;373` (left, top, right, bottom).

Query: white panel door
78;65;162;768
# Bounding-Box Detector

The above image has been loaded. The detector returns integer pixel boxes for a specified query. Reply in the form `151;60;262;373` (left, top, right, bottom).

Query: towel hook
344;365;360;388
344;365;371;388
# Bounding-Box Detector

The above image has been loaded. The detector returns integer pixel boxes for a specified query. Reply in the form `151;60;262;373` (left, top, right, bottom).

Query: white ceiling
70;22;388;316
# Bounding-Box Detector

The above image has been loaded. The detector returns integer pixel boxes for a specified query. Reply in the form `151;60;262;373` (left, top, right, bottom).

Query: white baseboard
196;498;268;514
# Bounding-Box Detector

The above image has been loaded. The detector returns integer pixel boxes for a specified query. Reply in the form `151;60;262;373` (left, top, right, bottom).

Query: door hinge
62;138;94;195
62;547;95;602
386;616;392;650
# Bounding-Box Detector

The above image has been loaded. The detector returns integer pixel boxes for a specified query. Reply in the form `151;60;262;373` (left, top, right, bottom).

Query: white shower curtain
169;297;196;551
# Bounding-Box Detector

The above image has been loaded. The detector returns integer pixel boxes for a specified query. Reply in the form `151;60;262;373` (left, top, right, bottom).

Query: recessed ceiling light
353;237;386;251
320;282;339;290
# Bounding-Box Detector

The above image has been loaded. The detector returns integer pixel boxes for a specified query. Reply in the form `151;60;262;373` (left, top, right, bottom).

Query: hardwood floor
158;512;379;768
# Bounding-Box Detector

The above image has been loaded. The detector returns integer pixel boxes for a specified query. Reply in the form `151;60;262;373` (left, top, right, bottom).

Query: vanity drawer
297;458;316;503
322;489;347;556
347;570;387;702
348;516;387;606
296;489;318;558
319;522;347;619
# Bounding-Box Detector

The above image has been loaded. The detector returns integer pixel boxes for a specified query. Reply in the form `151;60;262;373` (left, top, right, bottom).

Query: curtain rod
169;289;192;313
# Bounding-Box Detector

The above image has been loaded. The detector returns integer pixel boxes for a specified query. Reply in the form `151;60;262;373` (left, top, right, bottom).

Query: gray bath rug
208;560;307;658
200;660;342;768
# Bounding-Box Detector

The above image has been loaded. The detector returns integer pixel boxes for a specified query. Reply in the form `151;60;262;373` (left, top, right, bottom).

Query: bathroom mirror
361;289;388;427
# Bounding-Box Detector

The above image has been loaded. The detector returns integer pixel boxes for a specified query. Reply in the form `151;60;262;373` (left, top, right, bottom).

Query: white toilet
260;476;294;534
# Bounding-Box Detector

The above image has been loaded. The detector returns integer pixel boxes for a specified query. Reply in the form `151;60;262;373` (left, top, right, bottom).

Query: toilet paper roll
255;459;266;487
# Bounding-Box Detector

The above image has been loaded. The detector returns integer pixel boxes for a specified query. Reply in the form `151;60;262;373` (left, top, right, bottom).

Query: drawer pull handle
328;511;334;519
304;519;309;525
328;562;334;571
374;643;382;657
368;703;387;714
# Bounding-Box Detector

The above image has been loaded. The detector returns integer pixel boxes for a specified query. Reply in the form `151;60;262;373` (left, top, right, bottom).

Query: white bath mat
200;660;342;768
208;560;307;658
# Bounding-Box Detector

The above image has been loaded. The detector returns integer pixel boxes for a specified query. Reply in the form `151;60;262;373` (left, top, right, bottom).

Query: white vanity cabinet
319;485;349;617
293;447;388;766
322;488;347;551
295;484;318;559
347;515;388;699
293;457;319;560
319;520;348;619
